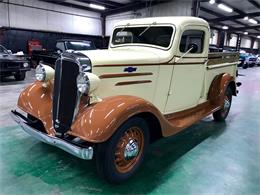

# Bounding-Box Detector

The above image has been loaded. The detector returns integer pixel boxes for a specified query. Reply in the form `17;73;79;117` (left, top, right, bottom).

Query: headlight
76;72;100;94
35;63;54;82
23;62;29;68
35;65;46;81
77;73;90;94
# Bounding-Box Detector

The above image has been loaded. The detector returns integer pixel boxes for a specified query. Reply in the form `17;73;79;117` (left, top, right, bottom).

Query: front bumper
10;110;93;160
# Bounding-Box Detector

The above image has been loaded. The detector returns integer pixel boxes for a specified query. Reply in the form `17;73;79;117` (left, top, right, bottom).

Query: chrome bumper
10;110;93;160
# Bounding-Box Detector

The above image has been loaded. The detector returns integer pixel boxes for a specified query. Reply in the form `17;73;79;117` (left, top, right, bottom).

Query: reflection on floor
0;67;259;194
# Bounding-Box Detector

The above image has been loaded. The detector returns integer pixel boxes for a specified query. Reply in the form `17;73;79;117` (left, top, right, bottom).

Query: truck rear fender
208;73;236;106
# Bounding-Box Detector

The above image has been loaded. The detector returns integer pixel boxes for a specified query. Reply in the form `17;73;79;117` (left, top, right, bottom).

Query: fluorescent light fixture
89;3;105;10
218;3;233;13
257;35;260;39
244;32;248;35
248;18;257;24
209;0;215;4
244;16;249;20
222;26;229;30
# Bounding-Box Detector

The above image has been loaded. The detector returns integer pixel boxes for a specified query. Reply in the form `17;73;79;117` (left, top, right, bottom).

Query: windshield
0;45;8;54
65;41;95;50
112;26;174;48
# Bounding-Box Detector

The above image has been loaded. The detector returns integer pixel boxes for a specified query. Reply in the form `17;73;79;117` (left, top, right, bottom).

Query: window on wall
179;30;205;53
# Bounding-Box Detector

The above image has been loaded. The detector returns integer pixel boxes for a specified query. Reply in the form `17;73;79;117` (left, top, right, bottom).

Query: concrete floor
0;67;259;195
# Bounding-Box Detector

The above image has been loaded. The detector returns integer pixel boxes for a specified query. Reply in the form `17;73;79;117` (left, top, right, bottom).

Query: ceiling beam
216;0;260;23
208;12;260;22
200;7;250;27
103;0;171;16
39;0;101;12
248;0;260;9
74;0;124;9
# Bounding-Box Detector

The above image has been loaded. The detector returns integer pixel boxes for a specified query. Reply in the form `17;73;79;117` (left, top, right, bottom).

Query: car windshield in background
112;26;174;48
65;41;95;50
0;45;8;54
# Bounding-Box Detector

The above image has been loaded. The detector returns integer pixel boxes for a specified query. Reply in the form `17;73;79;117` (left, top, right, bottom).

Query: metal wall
0;28;104;53
0;0;102;36
105;0;193;36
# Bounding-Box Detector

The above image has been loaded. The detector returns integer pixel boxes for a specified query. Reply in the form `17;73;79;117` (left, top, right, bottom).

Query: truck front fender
208;73;236;105
69;95;164;143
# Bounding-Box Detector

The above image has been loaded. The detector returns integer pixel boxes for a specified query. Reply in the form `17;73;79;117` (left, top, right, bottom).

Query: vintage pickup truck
11;17;239;183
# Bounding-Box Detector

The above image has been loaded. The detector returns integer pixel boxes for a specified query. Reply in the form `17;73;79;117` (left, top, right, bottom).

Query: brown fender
17;81;167;143
17;81;55;135
208;73;236;106
68;95;168;143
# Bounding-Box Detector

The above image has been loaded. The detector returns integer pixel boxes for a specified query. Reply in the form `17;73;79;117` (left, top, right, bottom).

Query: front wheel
14;71;26;81
95;117;150;184
213;87;232;121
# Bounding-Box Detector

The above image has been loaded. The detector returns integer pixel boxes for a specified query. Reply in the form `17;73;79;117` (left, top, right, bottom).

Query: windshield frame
65;41;95;51
0;45;9;54
110;24;176;51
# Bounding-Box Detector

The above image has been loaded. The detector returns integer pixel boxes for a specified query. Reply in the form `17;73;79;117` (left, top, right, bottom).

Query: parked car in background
31;39;96;68
0;45;30;81
245;54;257;67
238;53;249;69
255;55;260;66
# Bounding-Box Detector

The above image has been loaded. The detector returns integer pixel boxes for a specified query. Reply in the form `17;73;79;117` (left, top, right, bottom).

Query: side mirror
7;50;12;54
56;49;62;54
187;43;198;53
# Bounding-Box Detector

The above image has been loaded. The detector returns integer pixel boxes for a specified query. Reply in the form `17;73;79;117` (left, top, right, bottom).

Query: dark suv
0;45;30;81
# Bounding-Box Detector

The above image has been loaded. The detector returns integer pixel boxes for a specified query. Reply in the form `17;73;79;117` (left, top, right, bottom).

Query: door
164;27;208;113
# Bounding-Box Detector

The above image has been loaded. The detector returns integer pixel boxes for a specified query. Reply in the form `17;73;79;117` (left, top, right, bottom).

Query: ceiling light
222;26;229;30
257;35;260;39
244;32;248;35
218;3;233;13
89;3;105;10
209;0;215;4
244;16;249;20
248;18;258;24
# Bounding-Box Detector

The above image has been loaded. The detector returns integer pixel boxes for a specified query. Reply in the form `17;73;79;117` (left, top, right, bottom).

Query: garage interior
0;0;260;194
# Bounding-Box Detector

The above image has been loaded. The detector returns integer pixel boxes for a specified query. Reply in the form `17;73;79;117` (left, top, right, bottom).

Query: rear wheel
213;86;232;121
242;63;248;69
14;71;26;81
95;117;149;184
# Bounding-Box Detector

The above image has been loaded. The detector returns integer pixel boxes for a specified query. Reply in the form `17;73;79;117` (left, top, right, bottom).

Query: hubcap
224;98;231;110
124;139;139;160
114;127;144;173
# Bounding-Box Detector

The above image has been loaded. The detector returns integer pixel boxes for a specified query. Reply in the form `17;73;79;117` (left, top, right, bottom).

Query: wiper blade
138;22;156;37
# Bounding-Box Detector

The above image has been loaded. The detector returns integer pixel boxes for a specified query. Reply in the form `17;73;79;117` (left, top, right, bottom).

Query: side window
56;42;65;52
179;30;205;53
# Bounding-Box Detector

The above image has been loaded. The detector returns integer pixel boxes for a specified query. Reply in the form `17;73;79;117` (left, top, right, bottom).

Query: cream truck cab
11;17;239;183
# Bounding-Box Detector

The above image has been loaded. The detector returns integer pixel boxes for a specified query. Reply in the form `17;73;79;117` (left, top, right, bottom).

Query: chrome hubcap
124;139;139;160
224;98;230;110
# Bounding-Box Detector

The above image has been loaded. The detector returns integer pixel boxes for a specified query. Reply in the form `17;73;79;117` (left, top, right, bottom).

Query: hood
78;48;170;66
0;53;27;62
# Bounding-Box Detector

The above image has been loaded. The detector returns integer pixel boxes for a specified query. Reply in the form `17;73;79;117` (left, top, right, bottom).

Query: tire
95;117;150;184
213;86;232;122
242;63;248;69
14;71;26;81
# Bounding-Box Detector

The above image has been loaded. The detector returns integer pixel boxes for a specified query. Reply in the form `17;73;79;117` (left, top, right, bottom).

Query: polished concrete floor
0;68;259;195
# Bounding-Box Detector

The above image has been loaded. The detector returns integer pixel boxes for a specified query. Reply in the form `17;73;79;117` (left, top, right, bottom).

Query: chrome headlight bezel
35;64;46;82
76;73;90;94
23;62;29;68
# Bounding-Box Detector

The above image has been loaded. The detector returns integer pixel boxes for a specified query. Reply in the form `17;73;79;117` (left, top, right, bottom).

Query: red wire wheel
114;127;144;173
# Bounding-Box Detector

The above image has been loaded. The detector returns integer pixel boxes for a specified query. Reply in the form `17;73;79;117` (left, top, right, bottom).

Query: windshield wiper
138;22;156;37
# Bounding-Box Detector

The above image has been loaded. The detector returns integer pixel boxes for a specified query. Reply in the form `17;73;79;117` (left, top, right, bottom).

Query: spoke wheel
114;127;144;173
213;86;232;122
95;117;149;184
